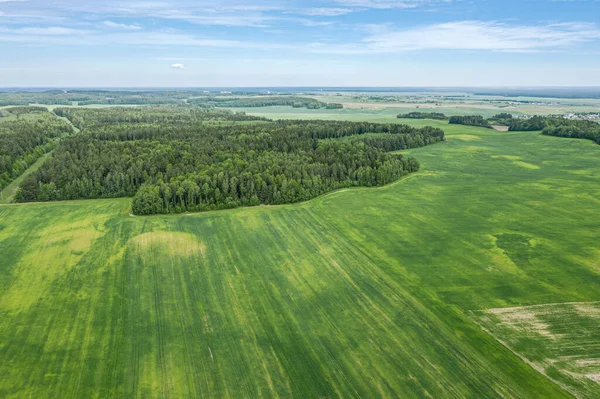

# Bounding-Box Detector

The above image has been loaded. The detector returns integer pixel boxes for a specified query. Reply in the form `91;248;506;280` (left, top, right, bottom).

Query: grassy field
472;302;600;398
229;97;600;119
1;119;599;397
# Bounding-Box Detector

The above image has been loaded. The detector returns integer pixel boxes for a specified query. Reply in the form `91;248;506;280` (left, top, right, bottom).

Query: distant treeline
449;115;492;128
504;116;600;144
0;90;193;106
14;107;444;214
506;116;550;131
0;91;344;109
76;98;185;106
542;120;600;145
0;107;74;191
446;113;600;144
188;96;343;110
397;112;448;120
54;106;267;130
489;113;514;121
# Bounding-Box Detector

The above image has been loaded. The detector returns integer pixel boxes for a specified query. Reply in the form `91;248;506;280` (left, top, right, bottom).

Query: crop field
230;93;600;119
1;119;599;397
229;105;517;121
472;302;600;398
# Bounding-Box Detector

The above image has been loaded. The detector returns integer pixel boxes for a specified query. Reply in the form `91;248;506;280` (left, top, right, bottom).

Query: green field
472;302;600;398
1;120;599;397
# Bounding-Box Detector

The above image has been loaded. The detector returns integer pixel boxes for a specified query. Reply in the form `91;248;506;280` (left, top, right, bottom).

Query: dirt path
0;152;54;204
0;111;80;204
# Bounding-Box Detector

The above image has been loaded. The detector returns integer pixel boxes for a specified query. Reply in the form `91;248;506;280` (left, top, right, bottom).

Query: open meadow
1;116;599;397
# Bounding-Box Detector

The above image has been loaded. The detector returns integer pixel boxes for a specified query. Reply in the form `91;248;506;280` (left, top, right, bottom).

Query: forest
0;107;74;191
397;112;448;120
13;107;444;214
506;116;552;131
187;95;343;109
0;90;196;106
542;120;600;144
448;115;492;128
495;115;600;144
448;114;600;145
53;106;267;130
0;90;344;109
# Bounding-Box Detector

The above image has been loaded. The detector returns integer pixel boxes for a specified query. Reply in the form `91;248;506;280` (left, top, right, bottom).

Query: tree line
0;90;344;109
187;96;343;110
495;115;600;144
397;112;448;120
14;107;444;214
543;122;600;144
0;108;74;191
448;115;492;128
54;106;267;130
445;113;600;145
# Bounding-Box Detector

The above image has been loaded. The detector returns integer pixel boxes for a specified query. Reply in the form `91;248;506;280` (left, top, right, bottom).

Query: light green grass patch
513;161;541;170
451;134;480;141
492;155;522;161
131;231;206;257
491;155;540;170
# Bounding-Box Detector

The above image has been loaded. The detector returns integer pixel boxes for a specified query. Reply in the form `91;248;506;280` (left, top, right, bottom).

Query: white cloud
1;20;598;56
309;20;600;53
295;18;334;27
103;20;142;30
0;1;278;27
170;63;185;69
158;11;272;27
15;26;85;35
333;0;451;9
0;27;297;53
293;8;354;16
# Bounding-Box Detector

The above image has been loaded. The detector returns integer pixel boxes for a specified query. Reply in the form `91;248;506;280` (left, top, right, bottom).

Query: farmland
472;302;600;398
1;113;599;397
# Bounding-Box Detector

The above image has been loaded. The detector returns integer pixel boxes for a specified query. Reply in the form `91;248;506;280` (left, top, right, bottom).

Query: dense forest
487;113;514;125
0;107;74;191
448;115;492;128
506;116;551;131
188;96;343;109
0;91;343;109
542;120;600;144
54;106;267;130
492;115;600;144
447;113;600;145
491;113;514;120
486;114;600;144
14;107;444;214
0;90;196;106
397;112;448;120
482;114;600;144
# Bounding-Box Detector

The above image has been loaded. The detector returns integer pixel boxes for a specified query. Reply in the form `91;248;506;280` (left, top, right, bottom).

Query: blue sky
1;0;599;87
